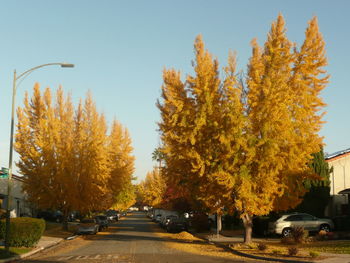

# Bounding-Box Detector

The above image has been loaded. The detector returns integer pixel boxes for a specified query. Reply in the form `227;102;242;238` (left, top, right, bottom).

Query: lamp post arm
15;63;70;86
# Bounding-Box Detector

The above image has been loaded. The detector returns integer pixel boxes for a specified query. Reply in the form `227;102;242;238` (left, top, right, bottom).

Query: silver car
268;213;334;237
77;218;99;235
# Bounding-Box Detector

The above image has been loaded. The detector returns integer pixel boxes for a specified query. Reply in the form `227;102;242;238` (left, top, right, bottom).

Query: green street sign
0;168;9;178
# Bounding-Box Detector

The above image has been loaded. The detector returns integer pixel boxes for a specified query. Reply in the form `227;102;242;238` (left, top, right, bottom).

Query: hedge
0;217;46;247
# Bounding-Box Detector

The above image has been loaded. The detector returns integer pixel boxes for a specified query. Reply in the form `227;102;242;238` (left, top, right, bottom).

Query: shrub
288;247;299;256
272;249;281;255
257;243;267;251
247;243;256;249
309;251;320;258
281;236;294;244
291;226;308;243
0;217;45;247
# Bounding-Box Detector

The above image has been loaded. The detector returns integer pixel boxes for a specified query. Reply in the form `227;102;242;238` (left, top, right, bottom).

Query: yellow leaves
139;168;166;207
156;14;327;228
16;85;135;215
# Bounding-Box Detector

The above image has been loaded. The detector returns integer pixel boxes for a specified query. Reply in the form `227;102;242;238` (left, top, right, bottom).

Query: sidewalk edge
0;236;69;263
191;231;315;263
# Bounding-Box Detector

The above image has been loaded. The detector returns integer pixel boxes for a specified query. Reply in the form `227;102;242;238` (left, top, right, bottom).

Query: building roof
339;188;350;195
325;147;350;162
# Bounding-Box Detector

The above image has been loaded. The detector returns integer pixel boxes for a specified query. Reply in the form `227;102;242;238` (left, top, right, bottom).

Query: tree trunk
242;214;253;244
62;210;69;231
216;213;222;238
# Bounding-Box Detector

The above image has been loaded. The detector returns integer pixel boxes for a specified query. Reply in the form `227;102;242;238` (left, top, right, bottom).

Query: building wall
0;176;32;217
326;152;350;216
328;153;350;195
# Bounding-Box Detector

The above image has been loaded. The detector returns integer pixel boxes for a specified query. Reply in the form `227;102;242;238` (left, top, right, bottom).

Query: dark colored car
95;215;109;231
37;210;63;223
166;218;188;233
161;215;178;228
106;210;118;222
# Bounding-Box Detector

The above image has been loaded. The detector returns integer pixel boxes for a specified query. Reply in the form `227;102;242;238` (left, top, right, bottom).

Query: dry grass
230;241;328;261
304;240;350;254
44;222;78;238
155;230;243;260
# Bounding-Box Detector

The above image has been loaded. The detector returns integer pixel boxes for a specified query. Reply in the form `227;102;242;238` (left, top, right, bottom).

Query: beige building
326;148;350;216
0;170;33;217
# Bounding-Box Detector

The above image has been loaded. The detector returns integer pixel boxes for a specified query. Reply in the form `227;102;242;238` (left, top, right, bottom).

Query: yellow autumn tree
108;120;135;209
236;14;328;243
158;37;246;228
139;168;166;207
16;86;135;228
185;37;245;218
240;15;297;242
71;92;110;213
157;67;197;208
112;184;136;211
16;84;56;209
157;14;328;244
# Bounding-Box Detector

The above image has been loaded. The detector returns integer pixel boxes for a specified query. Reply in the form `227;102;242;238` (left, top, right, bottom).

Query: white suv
268;213;334;237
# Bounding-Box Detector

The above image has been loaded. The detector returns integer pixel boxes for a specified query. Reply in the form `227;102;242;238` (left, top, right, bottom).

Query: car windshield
106;210;117;216
81;219;95;224
96;216;107;220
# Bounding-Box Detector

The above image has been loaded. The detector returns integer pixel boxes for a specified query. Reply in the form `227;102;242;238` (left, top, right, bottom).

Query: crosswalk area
54;254;134;262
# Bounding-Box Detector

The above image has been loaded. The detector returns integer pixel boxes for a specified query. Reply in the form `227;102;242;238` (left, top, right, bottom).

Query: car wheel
282;228;292;237
320;224;330;232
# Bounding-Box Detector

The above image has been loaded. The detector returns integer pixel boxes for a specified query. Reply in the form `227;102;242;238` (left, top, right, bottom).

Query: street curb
217;243;314;263
191;232;314;263
0;234;79;263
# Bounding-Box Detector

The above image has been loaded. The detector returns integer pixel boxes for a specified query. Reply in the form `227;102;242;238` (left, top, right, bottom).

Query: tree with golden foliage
15;85;135;228
157;14;328;244
158;36;246;232
108;120;135;209
239;14;328;243
138;168;166;207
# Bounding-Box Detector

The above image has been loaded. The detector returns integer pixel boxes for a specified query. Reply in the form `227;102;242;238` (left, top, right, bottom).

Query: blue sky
0;0;349;182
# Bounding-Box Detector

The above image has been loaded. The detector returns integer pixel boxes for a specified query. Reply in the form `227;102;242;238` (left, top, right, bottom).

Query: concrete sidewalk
0;235;70;263
197;232;350;263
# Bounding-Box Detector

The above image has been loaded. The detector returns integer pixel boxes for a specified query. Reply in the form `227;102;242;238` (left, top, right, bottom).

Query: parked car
95;215;109;231
37;210;63;223
76;218;99;235
166;218;188;233
268;213;334;237
161;215;178;228
154;214;162;223
106;210;118;222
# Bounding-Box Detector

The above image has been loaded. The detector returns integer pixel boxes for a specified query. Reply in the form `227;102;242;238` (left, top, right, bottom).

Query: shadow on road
80;212;208;246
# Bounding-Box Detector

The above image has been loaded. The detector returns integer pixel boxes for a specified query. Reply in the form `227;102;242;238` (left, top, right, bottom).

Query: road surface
20;212;261;263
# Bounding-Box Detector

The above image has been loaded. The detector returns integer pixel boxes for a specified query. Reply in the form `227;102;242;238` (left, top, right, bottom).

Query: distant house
0;170;33;217
326;148;350;216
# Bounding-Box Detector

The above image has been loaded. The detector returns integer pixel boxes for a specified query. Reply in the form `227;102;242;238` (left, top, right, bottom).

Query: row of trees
137;168;165;207
15;84;135;227
154;14;329;243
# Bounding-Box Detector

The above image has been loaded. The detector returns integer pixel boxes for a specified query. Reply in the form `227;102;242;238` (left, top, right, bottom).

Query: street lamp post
5;63;74;251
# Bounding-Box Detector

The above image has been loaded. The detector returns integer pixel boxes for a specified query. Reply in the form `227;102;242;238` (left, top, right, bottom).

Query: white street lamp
5;63;74;251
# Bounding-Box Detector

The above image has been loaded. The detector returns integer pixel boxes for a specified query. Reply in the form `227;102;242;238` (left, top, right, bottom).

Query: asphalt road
20;212;259;263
